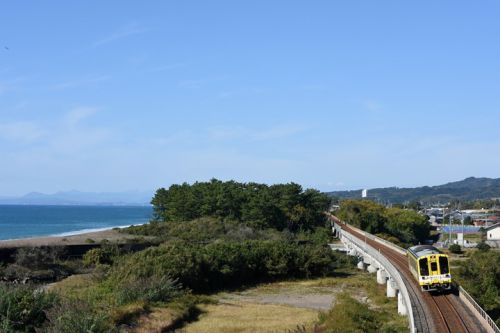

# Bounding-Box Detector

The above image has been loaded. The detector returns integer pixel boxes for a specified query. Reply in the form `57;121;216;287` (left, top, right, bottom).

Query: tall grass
0;284;56;333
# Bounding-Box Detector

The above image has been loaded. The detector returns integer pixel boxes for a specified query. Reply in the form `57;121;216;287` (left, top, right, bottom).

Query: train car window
419;258;429;275
431;262;438;272
439;256;449;274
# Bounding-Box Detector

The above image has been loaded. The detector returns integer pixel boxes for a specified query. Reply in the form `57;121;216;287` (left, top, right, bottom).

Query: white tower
362;189;368;198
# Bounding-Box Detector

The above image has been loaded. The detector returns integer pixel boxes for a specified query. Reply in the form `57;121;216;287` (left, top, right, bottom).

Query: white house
485;223;500;241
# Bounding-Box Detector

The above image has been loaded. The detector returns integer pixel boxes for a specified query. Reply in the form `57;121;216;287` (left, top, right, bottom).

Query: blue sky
1;1;499;196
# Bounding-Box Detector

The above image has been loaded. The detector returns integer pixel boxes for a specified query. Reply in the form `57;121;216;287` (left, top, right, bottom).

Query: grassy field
180;301;318;333
176;271;408;333
48;269;408;332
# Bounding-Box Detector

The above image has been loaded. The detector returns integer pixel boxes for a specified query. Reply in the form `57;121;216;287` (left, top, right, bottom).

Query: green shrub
476;241;491;252
116;275;182;305
448;244;462;254
82;245;121;267
318;293;382;332
15;247;65;269
82;248;108;267
0;284;56;332
108;240;337;293
43;299;113;333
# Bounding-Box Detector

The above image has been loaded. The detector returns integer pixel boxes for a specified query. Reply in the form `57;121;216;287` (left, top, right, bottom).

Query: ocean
0;205;153;240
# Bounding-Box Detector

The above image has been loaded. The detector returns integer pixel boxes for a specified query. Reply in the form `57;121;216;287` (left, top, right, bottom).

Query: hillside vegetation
336;200;431;246
328;177;500;204
1;180;358;332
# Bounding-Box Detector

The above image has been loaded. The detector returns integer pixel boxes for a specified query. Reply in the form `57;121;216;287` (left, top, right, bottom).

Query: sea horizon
0;204;153;241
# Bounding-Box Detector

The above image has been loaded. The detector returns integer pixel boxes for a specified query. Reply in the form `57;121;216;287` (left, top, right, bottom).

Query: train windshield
431;262;438;272
439;256;449;274
419;258;429;276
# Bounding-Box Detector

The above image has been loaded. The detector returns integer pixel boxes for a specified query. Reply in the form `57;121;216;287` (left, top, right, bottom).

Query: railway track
429;293;474;333
338;222;485;333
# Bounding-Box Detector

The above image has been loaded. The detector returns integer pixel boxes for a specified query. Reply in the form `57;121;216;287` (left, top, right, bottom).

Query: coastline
0;223;147;248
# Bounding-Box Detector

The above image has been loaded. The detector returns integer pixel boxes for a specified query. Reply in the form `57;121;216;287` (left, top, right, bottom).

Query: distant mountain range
0;190;153;206
327;177;500;204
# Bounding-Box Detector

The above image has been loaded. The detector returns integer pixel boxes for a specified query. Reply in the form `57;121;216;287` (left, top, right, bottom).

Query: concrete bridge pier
386;277;397;298
348;248;357;256
398;291;407;315
357;261;366;270
367;264;378;273
377;268;388;284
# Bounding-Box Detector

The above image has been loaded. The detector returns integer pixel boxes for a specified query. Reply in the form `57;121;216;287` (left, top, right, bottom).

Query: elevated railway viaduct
329;214;497;333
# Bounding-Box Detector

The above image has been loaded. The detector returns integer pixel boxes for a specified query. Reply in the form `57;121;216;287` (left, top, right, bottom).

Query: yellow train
407;245;451;291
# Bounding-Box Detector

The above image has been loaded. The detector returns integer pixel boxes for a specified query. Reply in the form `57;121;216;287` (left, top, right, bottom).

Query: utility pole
447;206;452;246
461;212;465;247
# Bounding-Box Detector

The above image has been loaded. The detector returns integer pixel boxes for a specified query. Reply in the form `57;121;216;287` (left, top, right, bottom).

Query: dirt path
220;285;340;311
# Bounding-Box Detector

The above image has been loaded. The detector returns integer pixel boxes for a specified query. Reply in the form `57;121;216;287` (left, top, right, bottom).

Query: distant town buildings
423;207;499;227
424;207;445;224
462;209;500;226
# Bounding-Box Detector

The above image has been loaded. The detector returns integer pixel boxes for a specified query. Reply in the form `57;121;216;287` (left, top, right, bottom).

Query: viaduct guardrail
458;286;500;333
332;222;416;333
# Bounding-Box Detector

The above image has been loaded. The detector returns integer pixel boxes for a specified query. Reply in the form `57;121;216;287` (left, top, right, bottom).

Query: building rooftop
485;223;500;231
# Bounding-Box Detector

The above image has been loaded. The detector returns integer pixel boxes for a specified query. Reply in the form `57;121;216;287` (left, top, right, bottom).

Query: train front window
439;257;449;274
419;258;429;275
430;262;438;272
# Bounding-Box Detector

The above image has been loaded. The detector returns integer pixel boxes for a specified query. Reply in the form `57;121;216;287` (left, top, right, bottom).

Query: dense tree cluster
336;200;431;245
109;240;343;293
151;179;331;231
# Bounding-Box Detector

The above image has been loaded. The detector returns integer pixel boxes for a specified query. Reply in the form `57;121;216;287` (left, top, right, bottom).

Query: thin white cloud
0;107;107;149
0;121;46;143
92;22;150;47
64;107;99;127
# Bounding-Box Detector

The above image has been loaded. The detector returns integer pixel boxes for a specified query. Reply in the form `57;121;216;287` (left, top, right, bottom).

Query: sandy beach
0;228;140;248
